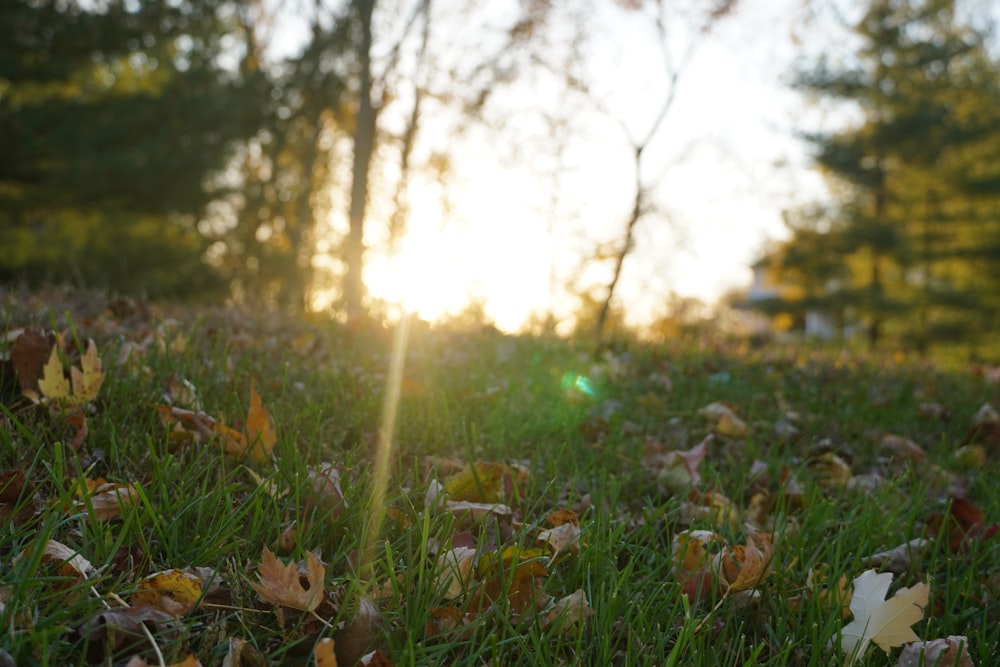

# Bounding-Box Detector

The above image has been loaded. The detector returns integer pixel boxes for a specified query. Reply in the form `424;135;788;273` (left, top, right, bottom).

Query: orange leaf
314;637;338;667
250;547;325;612
245;379;277;464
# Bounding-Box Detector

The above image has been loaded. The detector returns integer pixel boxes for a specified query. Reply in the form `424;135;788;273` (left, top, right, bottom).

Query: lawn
1;289;998;666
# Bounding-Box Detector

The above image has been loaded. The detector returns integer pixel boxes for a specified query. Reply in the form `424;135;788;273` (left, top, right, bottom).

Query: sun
363;200;552;331
364;228;473;322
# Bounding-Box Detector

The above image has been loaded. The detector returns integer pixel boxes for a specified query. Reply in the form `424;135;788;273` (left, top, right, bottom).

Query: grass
1;289;999;666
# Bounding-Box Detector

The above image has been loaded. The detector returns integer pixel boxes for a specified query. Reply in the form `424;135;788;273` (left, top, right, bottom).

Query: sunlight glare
364;199;551;331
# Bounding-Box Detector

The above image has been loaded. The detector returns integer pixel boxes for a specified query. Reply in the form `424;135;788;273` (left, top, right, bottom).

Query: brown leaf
896;636;975;667
304;463;347;521
333;596;383;667
8;328;52;395
0;469;27;503
126;654;203;667
251;547;325;612
74;480;141;521
77;606;180;664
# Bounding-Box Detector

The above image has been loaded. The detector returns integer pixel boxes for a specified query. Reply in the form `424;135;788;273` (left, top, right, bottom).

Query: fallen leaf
77;606;180;664
245;379;277;464
536;522;581;559
26;340;104;408
896;635;975;667
132;568;204;617
314;637;338;667
126;654;203;667
698;402;747;437
841;569;929;666
74;480;141;521
251;547;325;612
435;546;477;600
14;539;94;584
543;588;594;634
443;461;527;504
643;434;712;494
713;530;773;592
862;539;929;575
8;328;52;395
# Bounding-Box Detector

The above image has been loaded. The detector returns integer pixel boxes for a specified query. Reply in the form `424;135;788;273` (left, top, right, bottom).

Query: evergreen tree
0;0;267;296
781;0;1000;351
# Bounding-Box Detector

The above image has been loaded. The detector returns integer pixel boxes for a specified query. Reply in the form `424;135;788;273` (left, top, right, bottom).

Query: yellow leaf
35;346;70;402
251;547;325;612
132;568;204;617
70;340;104;404
443;461;527;503
245;380;277;464
314;637;338;667
29;341;104;408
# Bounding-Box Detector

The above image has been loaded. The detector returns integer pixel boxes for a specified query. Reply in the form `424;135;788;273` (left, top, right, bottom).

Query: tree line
755;0;1000;354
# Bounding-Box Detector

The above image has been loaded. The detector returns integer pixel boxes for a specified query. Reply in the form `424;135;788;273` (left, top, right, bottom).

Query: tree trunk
345;0;377;323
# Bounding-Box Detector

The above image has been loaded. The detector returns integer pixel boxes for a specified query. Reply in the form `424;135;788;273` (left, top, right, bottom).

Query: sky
289;0;844;331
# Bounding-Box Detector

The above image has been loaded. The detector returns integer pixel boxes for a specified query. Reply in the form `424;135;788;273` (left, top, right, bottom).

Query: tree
565;0;739;344
0;0;267;296
786;0;1000;351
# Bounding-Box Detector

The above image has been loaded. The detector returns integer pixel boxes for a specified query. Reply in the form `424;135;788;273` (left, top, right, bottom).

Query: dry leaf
8;327;52;395
643;435;712;494
245;380;277;464
26;340;104;408
251;547;325;612
862;538;929;575
713;530;773;592
314;637;338;667
443;461;528;504
841;569;929;666
435;546;477;600
132;568;204;617
126;655;203;667
896;635;975;667
14;539;94;583
536;522;581;559
698;402;747;437
74;480;141;521
543;588;594;634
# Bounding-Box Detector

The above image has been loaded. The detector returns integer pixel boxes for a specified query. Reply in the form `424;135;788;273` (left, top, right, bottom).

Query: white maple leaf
841;569;929;667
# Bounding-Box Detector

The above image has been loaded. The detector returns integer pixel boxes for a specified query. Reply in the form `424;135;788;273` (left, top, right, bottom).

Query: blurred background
2;0;999;353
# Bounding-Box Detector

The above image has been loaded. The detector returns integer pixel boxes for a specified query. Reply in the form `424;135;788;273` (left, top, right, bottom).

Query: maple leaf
26;340;104;408
841;569;929;666
251;547;325;612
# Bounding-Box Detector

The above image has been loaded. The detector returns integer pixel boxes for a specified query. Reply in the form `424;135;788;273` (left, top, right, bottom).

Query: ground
1;288;998;666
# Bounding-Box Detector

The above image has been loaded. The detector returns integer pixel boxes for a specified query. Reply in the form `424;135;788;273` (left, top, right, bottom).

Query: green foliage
0;0;268;296
774;0;1000;352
